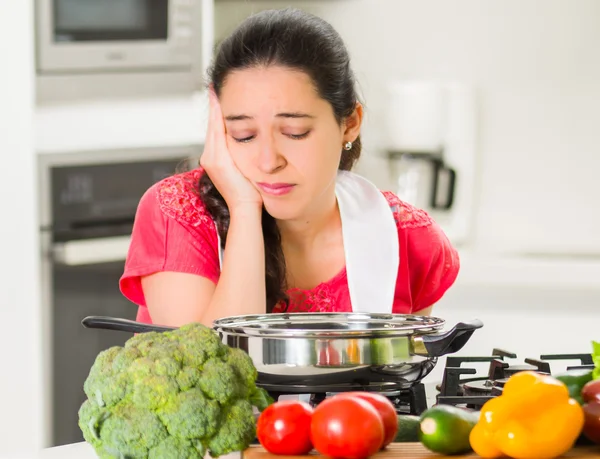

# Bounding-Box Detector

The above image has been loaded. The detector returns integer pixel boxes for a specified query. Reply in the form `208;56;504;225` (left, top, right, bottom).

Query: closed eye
232;135;255;143
287;131;310;140
233;131;310;143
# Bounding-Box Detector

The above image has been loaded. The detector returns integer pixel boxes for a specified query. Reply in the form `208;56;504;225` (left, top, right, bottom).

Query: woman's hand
200;87;263;214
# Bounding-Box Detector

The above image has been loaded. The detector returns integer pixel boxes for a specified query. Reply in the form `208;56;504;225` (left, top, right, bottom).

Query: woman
120;8;460;327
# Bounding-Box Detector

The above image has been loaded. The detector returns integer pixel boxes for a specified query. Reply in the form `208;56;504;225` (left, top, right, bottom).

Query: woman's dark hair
198;8;362;312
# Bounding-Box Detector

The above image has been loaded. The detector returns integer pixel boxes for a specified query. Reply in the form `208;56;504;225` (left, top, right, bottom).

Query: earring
344;141;353;151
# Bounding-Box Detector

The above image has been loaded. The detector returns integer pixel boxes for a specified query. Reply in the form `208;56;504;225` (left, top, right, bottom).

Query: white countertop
35;92;209;155
37;442;241;459
37;442;96;458
455;250;600;290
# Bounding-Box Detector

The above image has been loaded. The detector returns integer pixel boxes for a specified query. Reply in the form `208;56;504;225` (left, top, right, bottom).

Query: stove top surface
436;348;594;409
262;348;594;415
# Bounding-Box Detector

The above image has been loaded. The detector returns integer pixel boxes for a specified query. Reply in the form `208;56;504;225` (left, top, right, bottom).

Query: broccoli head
79;322;273;459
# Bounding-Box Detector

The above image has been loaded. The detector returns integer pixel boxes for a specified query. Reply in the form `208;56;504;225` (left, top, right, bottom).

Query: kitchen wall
215;0;600;257
0;1;43;457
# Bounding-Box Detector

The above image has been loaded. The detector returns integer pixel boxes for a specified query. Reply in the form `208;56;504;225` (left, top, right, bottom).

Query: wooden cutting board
243;443;600;458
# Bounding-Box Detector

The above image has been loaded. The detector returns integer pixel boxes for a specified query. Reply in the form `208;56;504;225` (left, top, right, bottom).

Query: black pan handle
411;319;483;357
82;316;176;334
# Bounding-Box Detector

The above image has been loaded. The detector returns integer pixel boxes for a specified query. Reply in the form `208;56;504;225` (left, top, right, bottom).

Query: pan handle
81;316;176;334
410;319;483;357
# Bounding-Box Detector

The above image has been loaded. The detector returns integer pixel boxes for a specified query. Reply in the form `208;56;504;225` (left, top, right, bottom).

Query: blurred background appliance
34;0;214;103
38;146;198;447
384;81;478;246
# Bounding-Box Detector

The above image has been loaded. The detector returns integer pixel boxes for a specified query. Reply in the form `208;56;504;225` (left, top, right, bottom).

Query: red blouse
120;168;460;324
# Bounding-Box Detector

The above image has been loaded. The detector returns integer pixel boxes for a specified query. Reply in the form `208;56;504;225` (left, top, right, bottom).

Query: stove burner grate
262;381;429;416
436;349;594;410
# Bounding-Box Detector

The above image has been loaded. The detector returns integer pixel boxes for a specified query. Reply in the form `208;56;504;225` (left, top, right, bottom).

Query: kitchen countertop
37;442;99;458
455;250;600;290
245;444;600;459
38;442;600;458
37;442;242;459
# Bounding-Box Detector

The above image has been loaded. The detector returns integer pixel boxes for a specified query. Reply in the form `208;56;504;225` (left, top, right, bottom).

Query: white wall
0;0;44;457
214;0;600;257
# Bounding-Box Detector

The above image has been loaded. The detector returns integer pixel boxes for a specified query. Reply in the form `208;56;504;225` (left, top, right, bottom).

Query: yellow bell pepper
469;371;584;459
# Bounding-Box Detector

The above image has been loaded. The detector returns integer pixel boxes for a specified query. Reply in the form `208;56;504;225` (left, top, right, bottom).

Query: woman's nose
257;139;286;173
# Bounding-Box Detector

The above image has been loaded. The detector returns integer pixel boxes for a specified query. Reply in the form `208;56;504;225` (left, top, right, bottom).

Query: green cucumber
418;405;479;455
393;415;421;442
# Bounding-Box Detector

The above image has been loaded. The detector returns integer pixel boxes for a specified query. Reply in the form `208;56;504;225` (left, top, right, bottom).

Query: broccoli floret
83;347;129;408
78;399;109;450
198;358;239;404
132;375;180;409
176;322;226;365
98;405;168;458
228;348;258;396
78;322;272;458
249;386;274;412
157;388;220;439
176;366;202;391
149;436;204;459
207;399;257;458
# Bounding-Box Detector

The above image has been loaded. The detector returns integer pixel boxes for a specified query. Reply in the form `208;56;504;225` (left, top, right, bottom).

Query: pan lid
212;312;445;338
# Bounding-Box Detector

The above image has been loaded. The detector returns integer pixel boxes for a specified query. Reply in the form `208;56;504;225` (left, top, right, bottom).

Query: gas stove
265;381;430;416
436;348;595;410
262;348;595;416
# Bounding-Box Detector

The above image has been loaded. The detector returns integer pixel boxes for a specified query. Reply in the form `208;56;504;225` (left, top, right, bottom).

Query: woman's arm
142;205;266;327
418;306;433;316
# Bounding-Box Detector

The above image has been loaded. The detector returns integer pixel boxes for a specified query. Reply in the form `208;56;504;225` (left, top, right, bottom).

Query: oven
38;146;199;447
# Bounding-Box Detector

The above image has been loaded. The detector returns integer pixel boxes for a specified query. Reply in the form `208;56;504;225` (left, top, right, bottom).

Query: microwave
35;0;207;74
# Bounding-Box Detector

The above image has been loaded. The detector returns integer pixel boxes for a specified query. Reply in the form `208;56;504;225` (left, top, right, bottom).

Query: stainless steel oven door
36;0;201;73
46;247;138;447
38;146;199;447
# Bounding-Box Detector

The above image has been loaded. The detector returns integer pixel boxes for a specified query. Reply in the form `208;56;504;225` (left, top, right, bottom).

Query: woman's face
218;65;362;221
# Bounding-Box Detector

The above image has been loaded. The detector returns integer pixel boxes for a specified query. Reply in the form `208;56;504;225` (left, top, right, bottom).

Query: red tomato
257;400;314;455
336;392;398;448
582;380;600;404
583;401;600;445
311;395;385;459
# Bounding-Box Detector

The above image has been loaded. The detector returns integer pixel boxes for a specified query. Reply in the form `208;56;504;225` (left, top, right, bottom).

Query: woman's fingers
208;88;228;147
201;85;235;172
206;88;233;171
202;87;221;164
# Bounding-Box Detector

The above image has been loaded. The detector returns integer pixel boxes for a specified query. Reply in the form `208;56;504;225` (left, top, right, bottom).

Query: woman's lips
257;182;296;196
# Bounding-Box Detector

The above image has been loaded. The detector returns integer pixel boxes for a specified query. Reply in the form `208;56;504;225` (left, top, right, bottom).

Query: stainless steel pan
82;313;483;392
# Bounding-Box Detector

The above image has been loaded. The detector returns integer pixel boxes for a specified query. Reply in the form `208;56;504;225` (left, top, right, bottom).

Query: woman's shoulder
139;167;215;231
379;190;460;312
379;190;434;230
